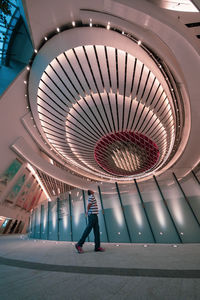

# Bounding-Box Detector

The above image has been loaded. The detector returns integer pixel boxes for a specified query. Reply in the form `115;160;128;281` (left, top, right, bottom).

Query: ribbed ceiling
36;44;176;180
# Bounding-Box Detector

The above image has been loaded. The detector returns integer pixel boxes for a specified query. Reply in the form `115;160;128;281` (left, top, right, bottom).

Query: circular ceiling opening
94;131;160;176
28;27;183;182
37;44;176;180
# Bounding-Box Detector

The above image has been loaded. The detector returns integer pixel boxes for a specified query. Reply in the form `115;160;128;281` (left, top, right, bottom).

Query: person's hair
88;190;93;196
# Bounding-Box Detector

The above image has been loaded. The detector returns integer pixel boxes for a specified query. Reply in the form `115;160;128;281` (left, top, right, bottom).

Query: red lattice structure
94;131;160;176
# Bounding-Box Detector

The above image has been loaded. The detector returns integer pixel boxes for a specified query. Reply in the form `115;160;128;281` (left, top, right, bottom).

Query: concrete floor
0;235;200;300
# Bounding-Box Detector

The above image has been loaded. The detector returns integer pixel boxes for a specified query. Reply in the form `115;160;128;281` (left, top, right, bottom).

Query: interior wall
29;170;200;244
0;157;46;234
0;67;41;175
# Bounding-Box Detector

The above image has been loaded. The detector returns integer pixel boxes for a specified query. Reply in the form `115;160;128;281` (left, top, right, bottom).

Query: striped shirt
88;195;98;215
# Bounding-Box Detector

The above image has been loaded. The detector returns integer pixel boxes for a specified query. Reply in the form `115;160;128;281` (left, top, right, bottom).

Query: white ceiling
28;27;182;181
20;0;200;185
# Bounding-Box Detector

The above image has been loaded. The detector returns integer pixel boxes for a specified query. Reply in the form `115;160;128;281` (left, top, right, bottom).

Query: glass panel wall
29;211;35;238
179;173;200;224
28;172;200;243
40;203;48;239
194;169;200;183
137;178;180;243
71;189;86;242
99;182;130;243
94;185;108;243
157;173;200;243
35;207;41;239
48;200;58;240
117;182;155;243
58;193;71;241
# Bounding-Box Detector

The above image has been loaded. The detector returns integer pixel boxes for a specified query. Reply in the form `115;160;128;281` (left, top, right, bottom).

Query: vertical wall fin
134;179;156;243
69;193;73;241
40;205;43;239
82;190;89;242
153;175;182;243
192;170;200;185
115;182;132;243
47;202;50;240
173;173;200;227
57;198;60;241
98;185;109;242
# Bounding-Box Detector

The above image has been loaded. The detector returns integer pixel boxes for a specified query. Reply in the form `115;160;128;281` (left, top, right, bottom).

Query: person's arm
86;202;92;216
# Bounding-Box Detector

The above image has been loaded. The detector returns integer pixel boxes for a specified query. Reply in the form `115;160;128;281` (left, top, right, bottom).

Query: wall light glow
154;201;166;228
171;199;184;226
113;205;123;226
43;210;47;230
63;211;68;229
74;201;82;226
52;206;57;229
132;204;143;227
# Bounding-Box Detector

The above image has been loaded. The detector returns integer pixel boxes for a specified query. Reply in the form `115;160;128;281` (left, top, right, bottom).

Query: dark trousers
78;214;100;250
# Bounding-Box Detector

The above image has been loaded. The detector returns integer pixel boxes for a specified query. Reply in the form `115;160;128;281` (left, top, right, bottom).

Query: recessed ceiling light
34;49;38;53
72;21;76;27
44;36;48;41
137;40;142;45
57;27;60;32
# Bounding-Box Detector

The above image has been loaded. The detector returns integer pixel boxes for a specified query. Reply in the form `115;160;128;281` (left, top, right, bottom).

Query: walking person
75;190;105;253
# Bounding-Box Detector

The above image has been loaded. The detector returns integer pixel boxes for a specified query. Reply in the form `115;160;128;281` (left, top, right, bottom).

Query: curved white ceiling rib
29;27;184;182
11;137;92;191
147;0;199;12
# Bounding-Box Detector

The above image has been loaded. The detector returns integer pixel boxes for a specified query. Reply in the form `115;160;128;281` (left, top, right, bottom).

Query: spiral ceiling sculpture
29;27;181;181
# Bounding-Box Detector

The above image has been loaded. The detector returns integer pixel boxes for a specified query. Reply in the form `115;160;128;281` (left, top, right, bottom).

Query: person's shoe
95;247;105;252
75;243;84;254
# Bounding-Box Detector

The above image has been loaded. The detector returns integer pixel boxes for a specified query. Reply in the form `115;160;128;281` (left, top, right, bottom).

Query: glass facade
29;171;200;244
